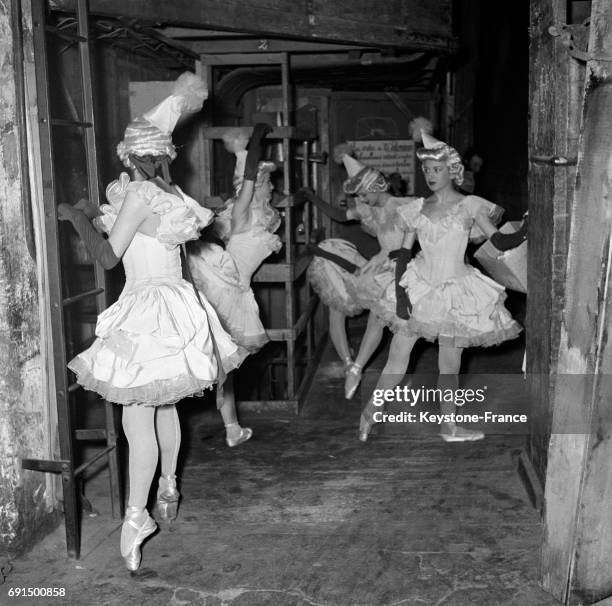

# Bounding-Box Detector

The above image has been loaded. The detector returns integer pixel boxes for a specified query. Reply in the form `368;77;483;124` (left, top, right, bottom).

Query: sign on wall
348;139;415;194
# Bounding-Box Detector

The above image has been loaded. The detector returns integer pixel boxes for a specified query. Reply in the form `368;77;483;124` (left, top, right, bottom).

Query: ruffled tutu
307;238;368;316
370;254;522;348
68;277;247;406
188;242;269;353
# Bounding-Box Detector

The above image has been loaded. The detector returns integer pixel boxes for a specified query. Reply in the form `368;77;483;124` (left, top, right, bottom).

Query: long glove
298;188;348;223
244;123;273;180
307;244;359;274
490;216;528;251
58;204;120;270
389;248;412;320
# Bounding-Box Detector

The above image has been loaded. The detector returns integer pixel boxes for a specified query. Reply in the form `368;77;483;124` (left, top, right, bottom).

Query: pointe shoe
225;423;253;448
120;508;157;571
358;414;374;442
343;357;354;373
358;405;378;442
345;363;363;400
156;475;180;523
439;425;485;442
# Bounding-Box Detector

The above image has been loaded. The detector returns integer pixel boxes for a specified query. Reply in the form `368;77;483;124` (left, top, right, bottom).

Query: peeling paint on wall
0;0;57;556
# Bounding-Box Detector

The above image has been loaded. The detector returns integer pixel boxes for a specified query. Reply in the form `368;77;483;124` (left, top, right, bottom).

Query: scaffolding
198;52;326;413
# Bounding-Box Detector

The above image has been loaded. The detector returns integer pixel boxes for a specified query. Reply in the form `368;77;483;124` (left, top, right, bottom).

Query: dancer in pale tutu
58;73;245;571
188;123;280;447
306;144;418;399
359;131;526;442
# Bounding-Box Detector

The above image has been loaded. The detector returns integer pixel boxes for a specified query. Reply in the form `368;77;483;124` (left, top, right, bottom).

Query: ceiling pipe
214;51;435;110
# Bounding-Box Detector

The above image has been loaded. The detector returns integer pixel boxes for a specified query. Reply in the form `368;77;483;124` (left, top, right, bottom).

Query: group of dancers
57;71;527;571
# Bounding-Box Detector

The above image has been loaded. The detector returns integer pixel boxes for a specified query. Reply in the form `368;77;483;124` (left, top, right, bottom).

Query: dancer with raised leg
188;124;280;447
306;146;416;397
359;131;526;442
58;73;245;570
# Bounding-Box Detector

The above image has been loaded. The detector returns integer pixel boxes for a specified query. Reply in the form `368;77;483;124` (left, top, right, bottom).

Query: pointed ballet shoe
345;363;363;400
156;475;180;523
225;425;253;448
358;408;378;443
120;510;157;571
439;425;485;443
343;357;354;373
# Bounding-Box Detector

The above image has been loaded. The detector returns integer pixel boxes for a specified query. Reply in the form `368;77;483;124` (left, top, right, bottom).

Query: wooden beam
201;126;312;140
51;0;456;52
542;0;612;602
187;38;371;54
527;0;582;489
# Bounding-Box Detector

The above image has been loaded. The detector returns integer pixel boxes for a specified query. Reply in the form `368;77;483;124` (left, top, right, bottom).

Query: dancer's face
422;160;451;192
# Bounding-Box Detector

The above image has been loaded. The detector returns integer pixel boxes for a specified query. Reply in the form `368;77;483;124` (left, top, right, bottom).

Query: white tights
121;404;181;510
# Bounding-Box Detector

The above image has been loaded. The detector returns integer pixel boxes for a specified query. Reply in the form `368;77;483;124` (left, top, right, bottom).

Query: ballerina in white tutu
305;144;418;399
58;73;245;571
359;131;526;443
188;124;280;447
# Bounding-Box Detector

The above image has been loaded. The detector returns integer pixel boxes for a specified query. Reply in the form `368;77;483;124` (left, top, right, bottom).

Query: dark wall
460;0;530;216
329;92;431;258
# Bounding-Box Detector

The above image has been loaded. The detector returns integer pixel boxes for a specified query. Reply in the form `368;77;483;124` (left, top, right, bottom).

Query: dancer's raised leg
329;308;353;369
345;313;385;399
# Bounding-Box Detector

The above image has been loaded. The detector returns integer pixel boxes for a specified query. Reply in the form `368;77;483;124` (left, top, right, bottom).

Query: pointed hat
421;130;445;149
342;154;365;177
117;72;207;165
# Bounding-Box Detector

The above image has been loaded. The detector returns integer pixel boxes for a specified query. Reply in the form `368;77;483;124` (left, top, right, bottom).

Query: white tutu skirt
68;277;247;406
371;256;522;348
307;238;368;316
188;242;269;353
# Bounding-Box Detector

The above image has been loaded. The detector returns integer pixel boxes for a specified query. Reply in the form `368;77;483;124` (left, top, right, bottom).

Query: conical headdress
117;72;207;166
342;154;365;177
421;131;445;149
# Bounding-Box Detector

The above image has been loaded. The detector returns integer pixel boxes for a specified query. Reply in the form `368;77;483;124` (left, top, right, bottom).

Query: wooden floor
4;318;561;606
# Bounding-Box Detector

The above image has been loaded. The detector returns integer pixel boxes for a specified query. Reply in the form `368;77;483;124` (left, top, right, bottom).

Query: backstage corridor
4;326;560;606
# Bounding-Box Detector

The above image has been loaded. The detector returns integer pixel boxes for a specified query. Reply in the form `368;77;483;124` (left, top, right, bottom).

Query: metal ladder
21;0;123;559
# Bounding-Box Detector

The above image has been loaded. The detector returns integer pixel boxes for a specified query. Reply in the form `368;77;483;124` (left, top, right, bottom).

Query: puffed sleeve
94;172;132;233
131;181;214;248
396;197;424;232
463;195;504;242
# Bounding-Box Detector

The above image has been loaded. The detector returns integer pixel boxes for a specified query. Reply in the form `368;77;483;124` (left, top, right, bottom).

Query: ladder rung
63;288;104;306
75;429;106;441
22;458;70;474
74;445;116;477
51;118;93;128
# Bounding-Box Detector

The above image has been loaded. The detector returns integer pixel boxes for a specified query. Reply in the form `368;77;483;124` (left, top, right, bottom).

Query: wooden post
195;60;214;198
526;0;583;489
542;0;612;602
